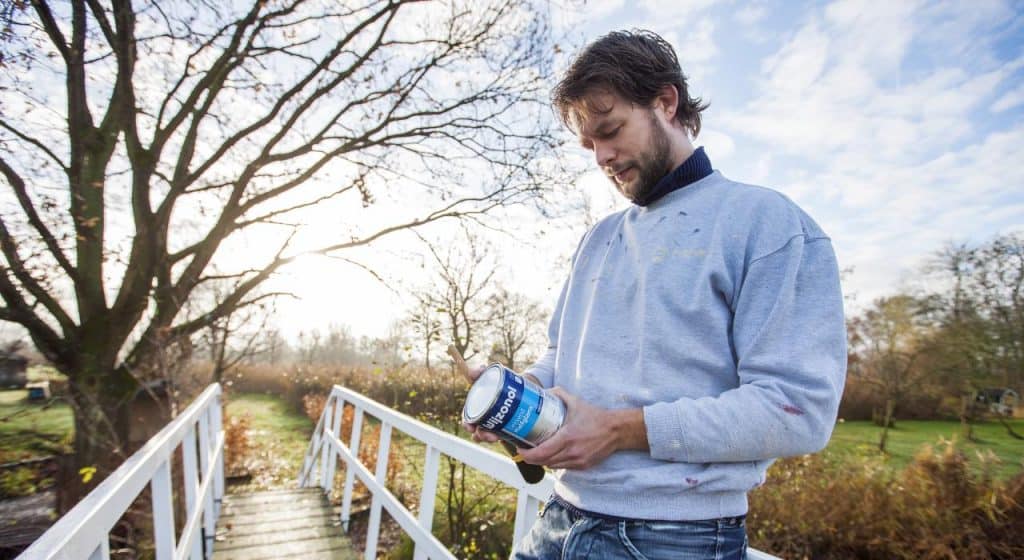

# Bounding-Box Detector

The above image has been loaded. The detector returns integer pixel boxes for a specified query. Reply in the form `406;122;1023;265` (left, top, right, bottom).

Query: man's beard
613;112;674;204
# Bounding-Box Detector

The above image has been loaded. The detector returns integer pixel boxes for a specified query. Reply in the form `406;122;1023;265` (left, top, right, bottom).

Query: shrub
303;393;327;425
749;442;1024;559
0;466;39;498
839;376;950;422
223;412;253;475
230;363;468;430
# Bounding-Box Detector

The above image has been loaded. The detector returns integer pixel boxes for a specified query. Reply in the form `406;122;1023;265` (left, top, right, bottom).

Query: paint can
462;364;565;448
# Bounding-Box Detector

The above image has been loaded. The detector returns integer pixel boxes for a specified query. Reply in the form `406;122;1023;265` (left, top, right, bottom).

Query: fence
18;383;225;560
299;384;781;560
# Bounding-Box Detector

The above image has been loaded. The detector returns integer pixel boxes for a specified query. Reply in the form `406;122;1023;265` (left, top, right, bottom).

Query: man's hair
552;30;708;138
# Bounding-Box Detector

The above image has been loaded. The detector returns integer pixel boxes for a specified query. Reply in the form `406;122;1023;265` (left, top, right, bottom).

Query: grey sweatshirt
525;170;847;520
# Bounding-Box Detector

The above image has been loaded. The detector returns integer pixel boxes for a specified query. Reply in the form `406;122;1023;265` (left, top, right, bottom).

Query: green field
223;392;315;490
0;389;73;463
823;418;1024;479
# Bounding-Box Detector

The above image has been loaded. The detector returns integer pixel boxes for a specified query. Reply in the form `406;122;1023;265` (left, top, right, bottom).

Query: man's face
574;91;674;203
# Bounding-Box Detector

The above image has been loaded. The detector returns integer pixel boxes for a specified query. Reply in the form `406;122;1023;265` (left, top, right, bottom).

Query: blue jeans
513;498;747;560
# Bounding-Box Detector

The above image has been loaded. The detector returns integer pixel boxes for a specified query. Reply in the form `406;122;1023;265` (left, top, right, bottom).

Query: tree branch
30;0;71;63
0;216;76;336
0;266;71;369
0;120;69;172
0;156;77;279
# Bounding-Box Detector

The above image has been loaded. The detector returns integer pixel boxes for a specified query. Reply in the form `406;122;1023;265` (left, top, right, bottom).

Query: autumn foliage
749;442;1024;559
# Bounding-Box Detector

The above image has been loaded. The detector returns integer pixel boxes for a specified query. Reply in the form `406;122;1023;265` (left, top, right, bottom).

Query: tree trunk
58;369;137;513
960;394;975;442
878;398;895;453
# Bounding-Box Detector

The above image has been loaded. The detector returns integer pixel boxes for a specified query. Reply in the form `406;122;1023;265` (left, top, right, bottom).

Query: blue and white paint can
462;364;565;448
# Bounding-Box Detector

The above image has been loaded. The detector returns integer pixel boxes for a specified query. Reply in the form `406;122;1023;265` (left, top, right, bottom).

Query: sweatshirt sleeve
643;233;847;463
523;277;569;388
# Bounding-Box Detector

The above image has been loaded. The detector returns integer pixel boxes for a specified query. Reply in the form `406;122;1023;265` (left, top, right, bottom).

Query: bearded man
467;29;847;560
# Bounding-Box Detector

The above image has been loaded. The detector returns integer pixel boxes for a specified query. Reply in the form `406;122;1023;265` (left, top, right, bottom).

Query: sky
3;0;1021;353
261;0;1024;343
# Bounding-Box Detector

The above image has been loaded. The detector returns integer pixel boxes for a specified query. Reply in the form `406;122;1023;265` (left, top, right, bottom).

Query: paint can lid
464;365;502;421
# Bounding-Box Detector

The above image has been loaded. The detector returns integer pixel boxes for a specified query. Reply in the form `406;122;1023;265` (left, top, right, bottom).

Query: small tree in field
847;295;929;452
0;0;561;507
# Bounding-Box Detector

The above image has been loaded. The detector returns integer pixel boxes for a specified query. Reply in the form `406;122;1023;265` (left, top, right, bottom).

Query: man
466;29;846;559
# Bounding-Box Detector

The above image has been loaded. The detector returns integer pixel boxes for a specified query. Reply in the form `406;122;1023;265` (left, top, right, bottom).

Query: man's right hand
447;345;500;444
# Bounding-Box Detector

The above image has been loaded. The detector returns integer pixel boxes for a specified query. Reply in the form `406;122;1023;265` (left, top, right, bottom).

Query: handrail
299;384;782;560
299;384;555;560
19;383;225;560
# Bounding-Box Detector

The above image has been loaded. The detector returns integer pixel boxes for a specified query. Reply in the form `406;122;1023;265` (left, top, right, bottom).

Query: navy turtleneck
634;146;713;207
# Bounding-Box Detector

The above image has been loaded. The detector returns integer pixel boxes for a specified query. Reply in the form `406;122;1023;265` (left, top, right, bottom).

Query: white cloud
991;82;1024;112
639;0;721;19
761;22;830;94
734;2;768;26
658;18;718;86
698;128;735;160
721;3;1020;160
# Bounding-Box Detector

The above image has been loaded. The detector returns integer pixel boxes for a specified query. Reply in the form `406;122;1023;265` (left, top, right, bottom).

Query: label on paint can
463;364;565;448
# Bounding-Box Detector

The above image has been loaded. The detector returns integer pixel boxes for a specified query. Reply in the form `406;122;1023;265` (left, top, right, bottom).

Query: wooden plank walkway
213;488;358;560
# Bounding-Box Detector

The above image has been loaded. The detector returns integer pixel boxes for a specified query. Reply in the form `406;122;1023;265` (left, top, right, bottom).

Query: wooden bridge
17;383;781;559
214;488;354;559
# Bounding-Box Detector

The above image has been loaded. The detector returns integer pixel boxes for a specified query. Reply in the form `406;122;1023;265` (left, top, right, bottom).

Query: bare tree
202;291;276;384
411;229;496;367
485;287;546;370
0;0;560;505
407;295;443;372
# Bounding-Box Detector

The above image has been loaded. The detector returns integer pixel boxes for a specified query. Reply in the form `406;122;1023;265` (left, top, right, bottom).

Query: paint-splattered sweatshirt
525;169;847;521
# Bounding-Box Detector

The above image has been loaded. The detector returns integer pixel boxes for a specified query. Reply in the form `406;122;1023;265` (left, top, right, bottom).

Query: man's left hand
517;388;648;470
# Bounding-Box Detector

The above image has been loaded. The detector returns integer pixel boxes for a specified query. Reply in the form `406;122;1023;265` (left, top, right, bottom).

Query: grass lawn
0;390;73;463
224;392;315;490
824;418;1024;479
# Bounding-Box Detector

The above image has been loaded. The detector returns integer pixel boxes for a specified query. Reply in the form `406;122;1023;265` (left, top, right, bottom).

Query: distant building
0;349;28;389
26;380;51;401
976;388;1019;417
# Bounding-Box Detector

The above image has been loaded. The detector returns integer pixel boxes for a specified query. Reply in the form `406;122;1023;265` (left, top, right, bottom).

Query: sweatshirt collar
634;146;713;207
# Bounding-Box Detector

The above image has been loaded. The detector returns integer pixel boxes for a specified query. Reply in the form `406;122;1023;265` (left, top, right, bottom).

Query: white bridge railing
299;384;782;560
299;384;555;560
19;383;225;560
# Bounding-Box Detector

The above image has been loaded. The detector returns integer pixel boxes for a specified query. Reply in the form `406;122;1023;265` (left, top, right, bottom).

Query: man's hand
518;387;649;470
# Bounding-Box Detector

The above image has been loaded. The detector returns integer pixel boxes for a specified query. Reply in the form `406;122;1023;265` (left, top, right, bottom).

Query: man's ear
656;85;680;121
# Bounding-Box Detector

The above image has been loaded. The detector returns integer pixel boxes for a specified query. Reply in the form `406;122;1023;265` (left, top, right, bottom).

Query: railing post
513;490;541;549
319;395;336;492
340;406;364;532
211;389;225;518
182;424;203;560
301;406;326;487
324;394;345;493
413;445;441;560
364;423;393;560
152;460;176;559
88;538;110;560
198;408;215;557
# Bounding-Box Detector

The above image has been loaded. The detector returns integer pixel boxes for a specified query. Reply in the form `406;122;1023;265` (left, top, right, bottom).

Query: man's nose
594;141;615;169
